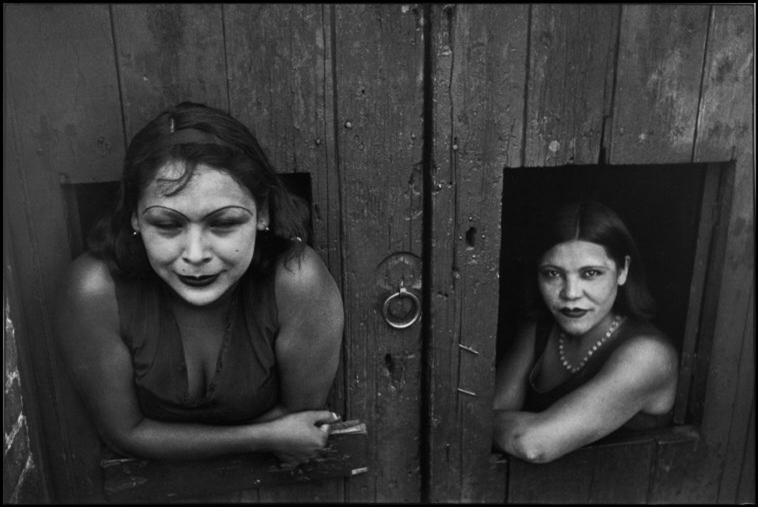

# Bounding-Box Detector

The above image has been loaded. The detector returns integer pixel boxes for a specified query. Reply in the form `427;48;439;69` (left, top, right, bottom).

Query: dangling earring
264;226;270;232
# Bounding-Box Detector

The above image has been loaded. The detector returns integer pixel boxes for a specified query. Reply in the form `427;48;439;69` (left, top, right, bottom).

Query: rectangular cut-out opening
497;162;734;430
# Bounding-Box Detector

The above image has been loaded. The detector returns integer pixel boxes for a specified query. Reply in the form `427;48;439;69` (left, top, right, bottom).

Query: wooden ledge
493;424;701;464
101;420;368;502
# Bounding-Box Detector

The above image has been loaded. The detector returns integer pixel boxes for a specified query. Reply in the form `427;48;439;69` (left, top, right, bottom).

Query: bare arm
493;335;678;463
273;245;344;411
55;254;336;461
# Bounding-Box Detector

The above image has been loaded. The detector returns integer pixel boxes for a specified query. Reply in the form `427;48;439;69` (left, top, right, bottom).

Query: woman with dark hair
493;201;677;463
55;102;344;464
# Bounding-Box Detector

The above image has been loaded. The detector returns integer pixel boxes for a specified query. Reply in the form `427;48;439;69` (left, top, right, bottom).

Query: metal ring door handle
382;286;421;329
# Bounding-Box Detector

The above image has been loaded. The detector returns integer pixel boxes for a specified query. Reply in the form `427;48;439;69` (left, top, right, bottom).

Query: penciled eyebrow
538;264;608;271
141;205;254;220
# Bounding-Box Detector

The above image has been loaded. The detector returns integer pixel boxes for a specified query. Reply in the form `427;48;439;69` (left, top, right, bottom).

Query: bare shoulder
274;245;343;327
605;327;678;385
56;253;119;332
275;245;332;294
59;253;117;306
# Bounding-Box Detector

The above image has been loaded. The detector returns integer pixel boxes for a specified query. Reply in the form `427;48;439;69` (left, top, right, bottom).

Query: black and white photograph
4;3;754;503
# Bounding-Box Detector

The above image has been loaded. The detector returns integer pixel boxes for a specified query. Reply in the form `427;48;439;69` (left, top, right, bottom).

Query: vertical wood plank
225;3;342;283
111;4;229;140
428;4;527;502
3;201;51;503
3;4;124;501
225;4;344;501
587;440;655;503
524;4;620;166
737;401;755;504
3;5;125;183
692;5;754;503
332;4;425;502
110;7;236;500
609;5;710;164
719;286;755;502
648;428;712;503
673;164;721;424
508;448;594;503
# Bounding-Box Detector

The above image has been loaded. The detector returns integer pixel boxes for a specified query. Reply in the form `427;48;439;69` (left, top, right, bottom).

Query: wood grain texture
102;421;368;503
508;447;595;503
3;202;51;503
586;440;655;503
428;4;527;502
226;5;346;502
524;4;620;166
225;3;343;300
111;4;229;140
673;164;721;424
693;6;755;504
3;4;124;184
720;286;755;502
609;5;710;164
648;427;711;503
737;401;755;504
331;4;425;502
3;4;123;501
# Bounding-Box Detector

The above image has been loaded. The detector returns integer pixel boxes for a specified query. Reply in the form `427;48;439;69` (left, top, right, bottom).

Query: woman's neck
561;311;621;345
167;283;238;329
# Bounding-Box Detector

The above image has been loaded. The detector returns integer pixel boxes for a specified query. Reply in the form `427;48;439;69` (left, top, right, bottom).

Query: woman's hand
263;410;341;466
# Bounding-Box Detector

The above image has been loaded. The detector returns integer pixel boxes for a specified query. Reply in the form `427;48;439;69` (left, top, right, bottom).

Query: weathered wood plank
525;4;620;166
3;5;125;183
332;4;425;502
737;401;755;504
224;5;344;501
102;421;368;503
111;4;229;140
673;164;721;424
3;4;124;501
691;5;754;503
508;447;595;503
3;202;51;503
224;1;343;325
648;426;710;503
587;440;655;503
609;5;710;164
428;4;527;502
719;286;755;502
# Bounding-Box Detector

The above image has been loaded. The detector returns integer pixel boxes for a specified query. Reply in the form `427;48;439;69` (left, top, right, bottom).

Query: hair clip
169;117;175;134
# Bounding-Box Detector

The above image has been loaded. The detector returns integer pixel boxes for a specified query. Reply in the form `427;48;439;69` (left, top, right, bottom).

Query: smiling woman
54;102;344;465
493;201;678;464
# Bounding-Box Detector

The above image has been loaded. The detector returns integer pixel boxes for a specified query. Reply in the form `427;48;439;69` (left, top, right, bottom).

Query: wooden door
3;3;753;504
422;4;754;503
4;4;428;503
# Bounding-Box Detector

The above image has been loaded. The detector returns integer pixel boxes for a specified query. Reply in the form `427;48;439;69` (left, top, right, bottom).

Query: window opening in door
496;162;731;440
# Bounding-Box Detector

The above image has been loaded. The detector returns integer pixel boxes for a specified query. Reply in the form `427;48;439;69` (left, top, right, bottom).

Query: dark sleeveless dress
524;316;673;431
113;269;280;425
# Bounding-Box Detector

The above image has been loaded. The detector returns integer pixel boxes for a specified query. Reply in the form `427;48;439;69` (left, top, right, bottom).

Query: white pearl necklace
558;315;625;374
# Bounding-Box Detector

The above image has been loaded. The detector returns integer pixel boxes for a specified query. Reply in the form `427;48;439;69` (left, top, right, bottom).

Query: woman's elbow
510;430;562;464
99;419;147;459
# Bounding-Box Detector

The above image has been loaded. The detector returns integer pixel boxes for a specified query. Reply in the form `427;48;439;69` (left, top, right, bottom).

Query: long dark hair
88;102;309;279
529;200;656;320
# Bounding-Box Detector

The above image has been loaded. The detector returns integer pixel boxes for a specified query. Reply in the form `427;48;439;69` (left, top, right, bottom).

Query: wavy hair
88;102;309;279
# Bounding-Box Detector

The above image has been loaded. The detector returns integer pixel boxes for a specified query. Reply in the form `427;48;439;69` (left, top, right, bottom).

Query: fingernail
331;411;340;420
320;424;330;433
